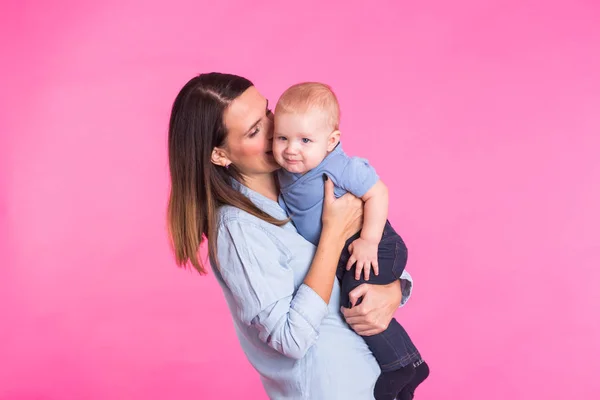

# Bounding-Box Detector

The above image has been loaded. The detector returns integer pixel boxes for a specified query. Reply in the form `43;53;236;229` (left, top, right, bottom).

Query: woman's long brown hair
167;73;286;274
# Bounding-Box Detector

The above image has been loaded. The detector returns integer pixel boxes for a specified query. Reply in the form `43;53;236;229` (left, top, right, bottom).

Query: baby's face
273;110;334;174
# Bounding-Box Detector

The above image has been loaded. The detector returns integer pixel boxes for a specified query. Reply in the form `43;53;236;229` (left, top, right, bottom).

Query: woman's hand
303;174;364;304
321;174;363;241
341;280;402;336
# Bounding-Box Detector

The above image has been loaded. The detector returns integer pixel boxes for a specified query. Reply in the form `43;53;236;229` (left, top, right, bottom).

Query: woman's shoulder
216;205;293;260
216;204;244;223
217;204;273;228
216;205;289;243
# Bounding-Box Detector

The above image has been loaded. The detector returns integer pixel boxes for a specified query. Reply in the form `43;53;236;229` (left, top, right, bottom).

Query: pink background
2;1;599;399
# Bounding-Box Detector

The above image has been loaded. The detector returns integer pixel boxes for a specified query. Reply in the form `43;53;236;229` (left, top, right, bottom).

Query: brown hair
167;72;286;274
275;82;341;130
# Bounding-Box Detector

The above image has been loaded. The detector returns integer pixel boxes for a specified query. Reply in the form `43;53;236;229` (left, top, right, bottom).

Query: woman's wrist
384;280;402;307
303;228;346;304
320;225;346;252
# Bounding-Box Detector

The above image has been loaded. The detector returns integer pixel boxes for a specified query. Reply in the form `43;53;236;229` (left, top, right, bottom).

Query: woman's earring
225;162;231;169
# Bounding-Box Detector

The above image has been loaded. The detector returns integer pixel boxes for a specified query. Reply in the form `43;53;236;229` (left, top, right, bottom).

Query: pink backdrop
2;1;599;399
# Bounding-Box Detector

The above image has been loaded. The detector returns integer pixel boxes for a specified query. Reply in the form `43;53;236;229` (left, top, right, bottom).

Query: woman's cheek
239;139;262;157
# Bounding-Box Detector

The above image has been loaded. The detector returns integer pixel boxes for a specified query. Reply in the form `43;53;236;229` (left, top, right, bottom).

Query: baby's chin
274;157;300;173
287;167;307;174
280;163;309;174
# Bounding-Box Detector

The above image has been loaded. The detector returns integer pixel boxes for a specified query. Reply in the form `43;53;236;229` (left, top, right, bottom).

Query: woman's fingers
322;173;335;204
352;327;382;336
347;283;369;308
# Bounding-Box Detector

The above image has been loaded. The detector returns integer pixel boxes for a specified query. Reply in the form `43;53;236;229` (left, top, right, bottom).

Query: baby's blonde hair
275;82;340;131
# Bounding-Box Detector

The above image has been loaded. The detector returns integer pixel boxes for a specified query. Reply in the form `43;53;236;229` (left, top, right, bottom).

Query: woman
167;72;416;399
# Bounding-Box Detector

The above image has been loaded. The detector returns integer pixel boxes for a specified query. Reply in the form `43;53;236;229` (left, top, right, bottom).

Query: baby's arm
346;180;389;280
361;180;389;243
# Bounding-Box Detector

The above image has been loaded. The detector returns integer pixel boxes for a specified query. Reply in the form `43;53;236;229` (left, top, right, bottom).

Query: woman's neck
242;172;279;202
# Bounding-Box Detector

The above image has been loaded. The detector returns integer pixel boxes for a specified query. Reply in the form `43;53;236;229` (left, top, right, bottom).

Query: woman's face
216;86;280;177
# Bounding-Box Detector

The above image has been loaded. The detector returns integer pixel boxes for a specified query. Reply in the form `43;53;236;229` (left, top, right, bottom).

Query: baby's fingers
363;262;371;281
346;255;357;271
372;260;379;276
354;262;364;280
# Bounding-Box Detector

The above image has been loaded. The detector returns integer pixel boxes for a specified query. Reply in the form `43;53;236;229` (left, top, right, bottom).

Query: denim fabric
338;221;422;371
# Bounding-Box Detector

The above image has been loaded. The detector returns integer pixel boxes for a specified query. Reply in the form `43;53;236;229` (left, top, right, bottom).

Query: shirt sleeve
338;157;380;198
398;269;413;307
216;219;329;360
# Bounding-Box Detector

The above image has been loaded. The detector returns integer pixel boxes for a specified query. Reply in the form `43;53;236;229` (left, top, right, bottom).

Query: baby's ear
327;130;341;151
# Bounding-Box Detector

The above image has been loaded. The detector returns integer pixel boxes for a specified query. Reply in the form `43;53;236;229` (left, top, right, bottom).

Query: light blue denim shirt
210;180;414;400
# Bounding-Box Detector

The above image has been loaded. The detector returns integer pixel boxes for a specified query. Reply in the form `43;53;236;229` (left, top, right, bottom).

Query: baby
273;82;429;400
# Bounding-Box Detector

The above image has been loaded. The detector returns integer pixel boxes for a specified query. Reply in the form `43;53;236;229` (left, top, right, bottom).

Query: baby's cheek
272;148;284;164
308;149;327;169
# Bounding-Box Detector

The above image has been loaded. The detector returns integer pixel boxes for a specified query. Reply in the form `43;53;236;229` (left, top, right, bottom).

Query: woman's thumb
322;174;334;202
348;284;369;307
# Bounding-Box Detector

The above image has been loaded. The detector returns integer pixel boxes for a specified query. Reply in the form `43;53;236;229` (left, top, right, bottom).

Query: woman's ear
210;147;231;167
327;130;341;152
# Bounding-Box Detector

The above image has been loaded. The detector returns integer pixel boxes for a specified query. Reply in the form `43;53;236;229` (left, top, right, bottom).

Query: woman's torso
212;185;380;399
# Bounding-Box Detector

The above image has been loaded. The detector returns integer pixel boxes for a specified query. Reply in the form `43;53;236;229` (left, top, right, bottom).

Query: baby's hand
347;238;379;281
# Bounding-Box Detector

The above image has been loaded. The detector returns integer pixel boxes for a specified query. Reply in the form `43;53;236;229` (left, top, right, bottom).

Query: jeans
337;220;422;372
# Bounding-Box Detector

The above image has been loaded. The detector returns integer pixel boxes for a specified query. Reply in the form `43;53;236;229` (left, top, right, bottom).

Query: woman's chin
266;158;282;171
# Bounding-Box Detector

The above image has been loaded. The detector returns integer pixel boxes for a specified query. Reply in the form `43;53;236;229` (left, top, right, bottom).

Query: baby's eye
277;136;287;141
302;138;311;143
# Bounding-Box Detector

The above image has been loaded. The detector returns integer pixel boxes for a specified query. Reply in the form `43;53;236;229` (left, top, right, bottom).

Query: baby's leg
338;221;407;307
397;359;430;400
340;222;422;400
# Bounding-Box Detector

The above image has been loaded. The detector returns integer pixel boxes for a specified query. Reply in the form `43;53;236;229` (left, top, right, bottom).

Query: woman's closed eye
249;126;261;137
249;116;270;138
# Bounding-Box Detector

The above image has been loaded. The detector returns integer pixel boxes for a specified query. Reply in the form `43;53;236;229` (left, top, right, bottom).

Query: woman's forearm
303;228;345;304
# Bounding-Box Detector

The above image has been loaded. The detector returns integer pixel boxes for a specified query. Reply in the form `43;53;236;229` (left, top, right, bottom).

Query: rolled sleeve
217;219;329;360
399;269;413;307
290;284;329;331
339;157;380;197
